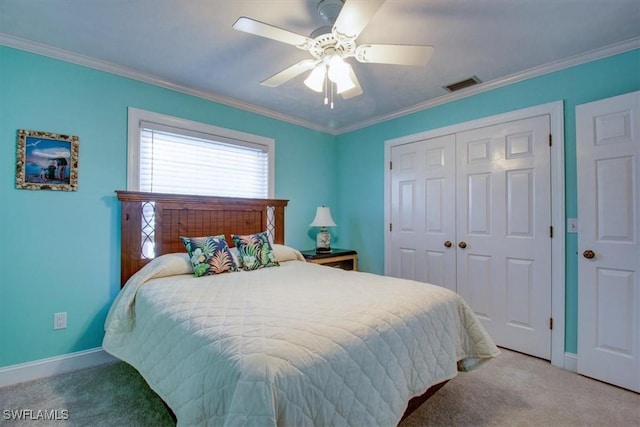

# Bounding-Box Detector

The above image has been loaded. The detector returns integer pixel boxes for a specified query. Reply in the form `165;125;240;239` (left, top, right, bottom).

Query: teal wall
1;44;638;367
0;46;336;367
334;49;640;354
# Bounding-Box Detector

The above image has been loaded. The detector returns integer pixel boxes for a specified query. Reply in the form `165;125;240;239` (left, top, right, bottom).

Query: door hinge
389;161;393;170
549;317;553;330
389;223;393;232
549;134;552;147
549;226;553;238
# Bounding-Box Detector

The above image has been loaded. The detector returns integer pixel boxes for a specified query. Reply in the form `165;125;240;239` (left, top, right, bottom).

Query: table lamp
310;206;336;253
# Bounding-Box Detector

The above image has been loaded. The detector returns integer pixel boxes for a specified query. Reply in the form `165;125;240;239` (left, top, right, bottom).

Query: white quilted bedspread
103;249;498;427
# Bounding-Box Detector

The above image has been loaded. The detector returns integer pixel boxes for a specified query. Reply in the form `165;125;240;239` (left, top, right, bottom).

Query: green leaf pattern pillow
232;231;279;271
181;235;238;277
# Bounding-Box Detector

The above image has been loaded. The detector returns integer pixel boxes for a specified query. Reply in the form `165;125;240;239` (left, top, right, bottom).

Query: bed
103;191;499;426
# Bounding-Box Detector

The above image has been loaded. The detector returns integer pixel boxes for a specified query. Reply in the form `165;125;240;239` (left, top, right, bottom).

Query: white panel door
389;134;456;291
456;116;552;359
389;115;552;359
576;91;639;392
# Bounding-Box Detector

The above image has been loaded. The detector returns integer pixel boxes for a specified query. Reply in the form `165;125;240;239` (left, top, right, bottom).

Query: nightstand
300;248;358;271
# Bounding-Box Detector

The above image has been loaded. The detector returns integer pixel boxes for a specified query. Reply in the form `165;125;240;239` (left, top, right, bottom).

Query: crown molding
2;33;638;136
0;33;331;134
335;37;640;134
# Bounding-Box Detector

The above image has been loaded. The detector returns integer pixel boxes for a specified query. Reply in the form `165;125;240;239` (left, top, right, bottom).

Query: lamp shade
327;56;355;93
304;65;326;93
309;206;336;227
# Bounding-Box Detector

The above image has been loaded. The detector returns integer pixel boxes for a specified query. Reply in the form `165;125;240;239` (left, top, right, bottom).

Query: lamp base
316;228;332;254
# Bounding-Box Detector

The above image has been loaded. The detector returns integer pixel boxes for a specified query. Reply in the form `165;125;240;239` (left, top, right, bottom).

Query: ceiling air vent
444;76;481;92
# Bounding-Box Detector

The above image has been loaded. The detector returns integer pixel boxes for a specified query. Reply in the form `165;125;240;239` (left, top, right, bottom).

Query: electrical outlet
53;312;67;330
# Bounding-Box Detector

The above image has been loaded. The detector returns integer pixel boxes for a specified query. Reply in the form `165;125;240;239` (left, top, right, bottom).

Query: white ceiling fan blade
233;17;313;49
332;0;386;40
339;66;363;99
355;44;434;66
261;60;319;87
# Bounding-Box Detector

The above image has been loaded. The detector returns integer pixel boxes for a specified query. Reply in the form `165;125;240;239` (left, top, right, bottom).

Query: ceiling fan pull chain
330;82;335;109
324;72;329;105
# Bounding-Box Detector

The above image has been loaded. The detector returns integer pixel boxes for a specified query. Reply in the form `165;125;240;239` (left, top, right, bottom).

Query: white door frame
384;101;566;368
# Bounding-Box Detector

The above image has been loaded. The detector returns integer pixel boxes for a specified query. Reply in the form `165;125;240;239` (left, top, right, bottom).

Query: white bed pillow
272;244;305;262
230;244;303;264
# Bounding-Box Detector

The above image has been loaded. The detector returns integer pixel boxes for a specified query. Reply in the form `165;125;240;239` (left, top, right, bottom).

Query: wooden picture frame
16;129;79;191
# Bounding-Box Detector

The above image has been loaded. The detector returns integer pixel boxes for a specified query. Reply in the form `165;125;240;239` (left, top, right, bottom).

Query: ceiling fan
232;0;434;108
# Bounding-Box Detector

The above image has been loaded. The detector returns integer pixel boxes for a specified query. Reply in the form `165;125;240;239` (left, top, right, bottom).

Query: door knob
583;249;595;259
444;240;452;248
458;241;467;249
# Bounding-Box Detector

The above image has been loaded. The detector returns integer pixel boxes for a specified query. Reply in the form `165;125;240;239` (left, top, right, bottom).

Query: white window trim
127;107;275;198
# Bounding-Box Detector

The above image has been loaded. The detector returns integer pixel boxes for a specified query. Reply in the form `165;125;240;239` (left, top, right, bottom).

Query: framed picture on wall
16;129;79;191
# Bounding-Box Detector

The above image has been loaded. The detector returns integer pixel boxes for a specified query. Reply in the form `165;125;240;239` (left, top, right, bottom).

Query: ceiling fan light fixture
304;65;327;92
327;55;346;80
335;64;356;94
327;56;354;92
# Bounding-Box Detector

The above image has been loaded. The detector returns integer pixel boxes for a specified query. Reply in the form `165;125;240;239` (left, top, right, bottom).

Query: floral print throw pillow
180;235;238;277
231;231;279;271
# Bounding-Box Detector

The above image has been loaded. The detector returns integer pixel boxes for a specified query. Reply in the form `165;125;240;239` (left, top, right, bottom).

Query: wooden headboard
116;191;289;286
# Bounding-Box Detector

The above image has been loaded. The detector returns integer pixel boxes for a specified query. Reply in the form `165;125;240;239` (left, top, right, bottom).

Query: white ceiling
1;0;639;134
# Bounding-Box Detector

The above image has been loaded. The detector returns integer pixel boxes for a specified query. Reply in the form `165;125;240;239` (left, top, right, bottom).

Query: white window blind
139;122;269;198
127;108;275;259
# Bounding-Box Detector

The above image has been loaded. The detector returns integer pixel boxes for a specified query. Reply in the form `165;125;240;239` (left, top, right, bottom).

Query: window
128;107;274;198
127;108;275;258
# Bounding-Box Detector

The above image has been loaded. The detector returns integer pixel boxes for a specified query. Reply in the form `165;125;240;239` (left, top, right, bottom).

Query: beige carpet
0;348;637;426
400;349;639;426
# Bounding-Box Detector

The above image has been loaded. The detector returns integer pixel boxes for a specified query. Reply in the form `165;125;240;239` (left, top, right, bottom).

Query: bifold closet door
389;134;456;291
455;115;552;359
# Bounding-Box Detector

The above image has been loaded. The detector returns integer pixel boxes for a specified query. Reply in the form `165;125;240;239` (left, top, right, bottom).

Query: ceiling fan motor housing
317;0;344;24
308;32;356;60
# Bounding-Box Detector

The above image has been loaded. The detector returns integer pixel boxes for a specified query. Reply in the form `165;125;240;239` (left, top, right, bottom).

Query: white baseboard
0;348;118;388
564;352;578;372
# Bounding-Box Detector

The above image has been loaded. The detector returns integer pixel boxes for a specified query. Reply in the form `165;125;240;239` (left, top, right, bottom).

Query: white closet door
576;91;639;392
389;134;457;291
389;114;552;359
456;115;552;359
